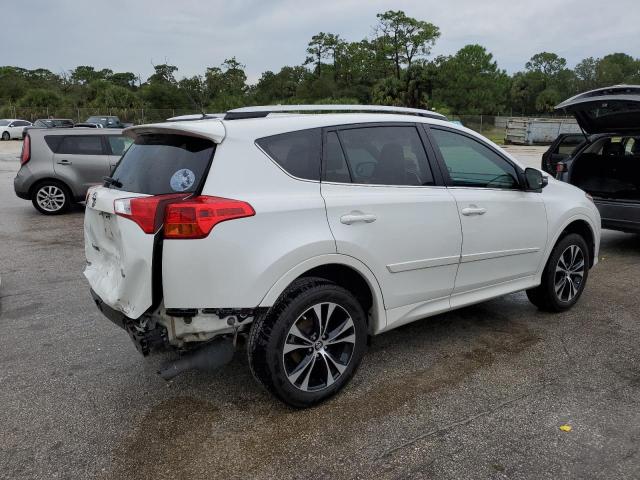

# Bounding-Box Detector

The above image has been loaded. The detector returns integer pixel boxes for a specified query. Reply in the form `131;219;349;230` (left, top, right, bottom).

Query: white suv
84;105;600;407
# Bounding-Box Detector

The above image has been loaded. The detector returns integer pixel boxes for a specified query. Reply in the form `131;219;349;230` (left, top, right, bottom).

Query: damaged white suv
85;105;600;407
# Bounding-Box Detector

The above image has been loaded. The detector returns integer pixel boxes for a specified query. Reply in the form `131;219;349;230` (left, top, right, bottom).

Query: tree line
1;10;639;117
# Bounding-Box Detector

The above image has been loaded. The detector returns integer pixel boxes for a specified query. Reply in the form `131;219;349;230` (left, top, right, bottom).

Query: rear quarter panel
161;134;336;308
14;131;56;196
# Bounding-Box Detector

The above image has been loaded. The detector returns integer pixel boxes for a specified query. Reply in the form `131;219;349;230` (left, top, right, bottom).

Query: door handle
461;206;487;216
340;212;377;225
57;159;72;165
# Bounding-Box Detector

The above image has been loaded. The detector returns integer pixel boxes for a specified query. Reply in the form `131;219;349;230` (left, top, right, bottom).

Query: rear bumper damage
90;289;265;379
90;289;169;356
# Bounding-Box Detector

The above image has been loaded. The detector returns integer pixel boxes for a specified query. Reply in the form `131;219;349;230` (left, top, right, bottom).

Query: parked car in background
85;115;132;128
555;85;640;233
541;132;588;175
74;122;103;128
83;104;600;408
13;128;133;214
0;119;32;140
32;118;74;129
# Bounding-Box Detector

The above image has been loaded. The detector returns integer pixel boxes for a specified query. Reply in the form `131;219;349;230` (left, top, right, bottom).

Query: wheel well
559;220;595;267
297;264;374;319
28;178;73;200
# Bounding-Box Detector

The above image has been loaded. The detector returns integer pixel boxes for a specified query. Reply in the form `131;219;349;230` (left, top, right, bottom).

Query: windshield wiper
103;176;122;188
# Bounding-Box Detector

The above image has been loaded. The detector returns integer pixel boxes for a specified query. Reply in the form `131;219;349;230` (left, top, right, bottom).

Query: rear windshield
108;134;214;195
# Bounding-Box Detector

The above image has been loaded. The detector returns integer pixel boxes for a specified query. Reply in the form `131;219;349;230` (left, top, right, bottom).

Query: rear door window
256;128;321;181
108;134;214;195
556;135;585;155
57;135;104;155
335;126;434;186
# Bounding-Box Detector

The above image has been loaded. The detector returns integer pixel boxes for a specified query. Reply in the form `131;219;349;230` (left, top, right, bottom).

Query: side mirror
524;168;548;191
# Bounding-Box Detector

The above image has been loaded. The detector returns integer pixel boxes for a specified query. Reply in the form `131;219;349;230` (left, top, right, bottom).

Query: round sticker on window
170;169;196;192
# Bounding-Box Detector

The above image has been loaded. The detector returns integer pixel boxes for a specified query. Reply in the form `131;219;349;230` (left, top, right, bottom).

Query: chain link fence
0;106;199;125
0;107;577;145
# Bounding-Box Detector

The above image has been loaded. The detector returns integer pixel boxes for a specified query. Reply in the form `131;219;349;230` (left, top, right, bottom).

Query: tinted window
0;120;9;127
256;128;321;181
107;135;133;156
44;135;65;153
109;134;214;195
337;126;434;186
15;121;30;127
324;131;351;183
57;135;104;155
556;135;585;155
431;128;519;189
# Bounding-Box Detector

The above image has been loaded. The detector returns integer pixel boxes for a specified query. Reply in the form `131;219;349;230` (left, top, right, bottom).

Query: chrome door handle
57;159;72;165
340;213;377;225
461;206;486;216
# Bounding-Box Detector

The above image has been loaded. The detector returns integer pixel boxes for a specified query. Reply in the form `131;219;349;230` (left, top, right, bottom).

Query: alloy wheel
554;244;585;302
36;185;66;212
282;302;356;392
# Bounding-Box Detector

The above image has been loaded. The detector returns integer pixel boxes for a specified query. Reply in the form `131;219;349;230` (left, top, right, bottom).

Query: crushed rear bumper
90;288;169;355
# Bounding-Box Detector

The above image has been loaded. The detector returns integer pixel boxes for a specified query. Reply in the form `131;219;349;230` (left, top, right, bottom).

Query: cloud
3;0;639;83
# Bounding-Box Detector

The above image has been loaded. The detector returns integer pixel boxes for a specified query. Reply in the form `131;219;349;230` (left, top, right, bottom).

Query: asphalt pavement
0;142;639;480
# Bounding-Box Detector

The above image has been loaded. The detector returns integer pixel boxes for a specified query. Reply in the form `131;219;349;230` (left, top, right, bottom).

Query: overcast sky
4;0;639;83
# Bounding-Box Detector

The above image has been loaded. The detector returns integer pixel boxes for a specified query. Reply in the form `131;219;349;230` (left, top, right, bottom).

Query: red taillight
164;196;255;239
114;194;187;234
556;162;566;174
20;135;31;165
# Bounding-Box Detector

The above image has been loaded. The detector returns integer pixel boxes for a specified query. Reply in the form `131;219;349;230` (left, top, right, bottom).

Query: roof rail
166;113;225;122
223;104;446;121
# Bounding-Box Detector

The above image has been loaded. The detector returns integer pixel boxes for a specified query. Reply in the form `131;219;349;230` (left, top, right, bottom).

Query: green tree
374;10;440;79
595;53;640;85
18;88;63;108
91;84;143;109
432;45;509;114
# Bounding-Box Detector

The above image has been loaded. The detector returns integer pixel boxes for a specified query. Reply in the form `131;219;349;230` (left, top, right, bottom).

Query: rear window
256;128;321;180
108;134;214;195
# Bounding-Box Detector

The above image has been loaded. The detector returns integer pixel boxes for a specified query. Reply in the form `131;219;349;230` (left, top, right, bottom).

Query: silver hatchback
13;128;133;214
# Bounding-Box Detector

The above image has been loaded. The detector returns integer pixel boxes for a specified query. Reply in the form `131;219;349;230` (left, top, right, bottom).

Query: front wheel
526;233;589;312
248;277;368;408
1;131;9;141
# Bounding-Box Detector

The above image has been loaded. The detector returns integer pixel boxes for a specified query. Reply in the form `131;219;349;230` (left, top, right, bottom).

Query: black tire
526;233;590;312
248;277;368;408
1;131;9;141
31;180;72;215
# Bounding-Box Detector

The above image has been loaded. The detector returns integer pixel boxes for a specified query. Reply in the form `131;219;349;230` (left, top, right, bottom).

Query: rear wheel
1;131;9;141
248;277;367;408
526;233;589;312
31;181;72;215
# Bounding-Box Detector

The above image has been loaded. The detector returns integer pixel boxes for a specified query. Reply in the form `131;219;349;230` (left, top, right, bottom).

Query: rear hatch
84;126;221;319
555;85;640;134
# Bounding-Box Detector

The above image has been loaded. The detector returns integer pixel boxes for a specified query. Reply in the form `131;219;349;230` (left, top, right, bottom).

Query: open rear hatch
555;85;640;135
83;126;220;319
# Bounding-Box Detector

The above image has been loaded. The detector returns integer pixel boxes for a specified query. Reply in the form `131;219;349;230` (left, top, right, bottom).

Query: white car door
427;126;548;306
8;121;22;139
321;124;462;328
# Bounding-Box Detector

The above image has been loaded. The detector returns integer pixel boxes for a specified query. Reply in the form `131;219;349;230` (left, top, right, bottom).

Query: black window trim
320;121;446;188
422;124;527;190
